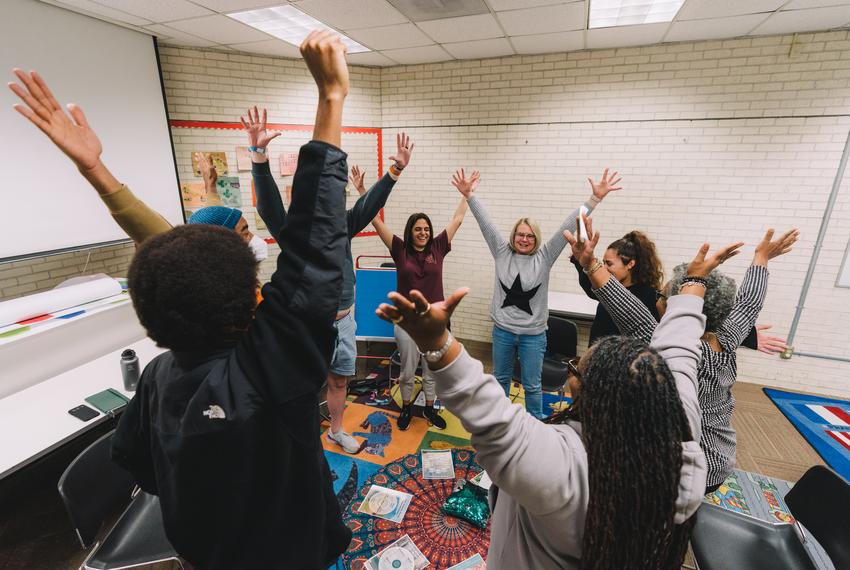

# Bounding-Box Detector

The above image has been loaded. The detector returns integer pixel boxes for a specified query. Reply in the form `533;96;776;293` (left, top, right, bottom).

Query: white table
548;291;598;322
0;337;164;480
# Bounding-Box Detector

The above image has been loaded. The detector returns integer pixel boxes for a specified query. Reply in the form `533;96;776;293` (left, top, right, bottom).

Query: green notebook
85;388;129;415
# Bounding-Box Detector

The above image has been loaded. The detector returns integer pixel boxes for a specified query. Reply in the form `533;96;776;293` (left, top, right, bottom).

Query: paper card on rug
180;182;207;207
447;554;486;570
413;391;442;409
470;470;492;490
192;151;228;176
365;534;429;570
215;176;243;208
235;146;251;171
422;449;455;480
279;152;298;175
358;485;412;523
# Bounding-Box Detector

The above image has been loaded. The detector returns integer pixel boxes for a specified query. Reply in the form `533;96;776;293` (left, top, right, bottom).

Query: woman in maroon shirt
370;169;475;430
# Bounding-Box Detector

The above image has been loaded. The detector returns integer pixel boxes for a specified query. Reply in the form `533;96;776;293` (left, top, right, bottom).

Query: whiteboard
0;0;183;261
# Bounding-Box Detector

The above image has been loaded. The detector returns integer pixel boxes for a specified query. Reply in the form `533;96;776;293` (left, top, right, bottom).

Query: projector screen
0;0;184;261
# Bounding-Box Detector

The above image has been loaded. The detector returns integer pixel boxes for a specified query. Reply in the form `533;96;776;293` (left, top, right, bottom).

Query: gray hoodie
432;294;708;569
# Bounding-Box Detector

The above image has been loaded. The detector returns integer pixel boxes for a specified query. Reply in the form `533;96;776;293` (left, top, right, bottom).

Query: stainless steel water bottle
120;349;140;392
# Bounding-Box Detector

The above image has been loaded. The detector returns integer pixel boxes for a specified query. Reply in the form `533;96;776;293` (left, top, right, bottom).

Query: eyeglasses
655;290;667;301
566;357;581;381
515;232;536;241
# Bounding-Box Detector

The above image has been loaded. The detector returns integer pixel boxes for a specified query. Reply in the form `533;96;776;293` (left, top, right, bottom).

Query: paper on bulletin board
192;152;228;176
215;176;243;208
279;152;297;176
235;146;251;171
254;212;266;231
181;182;221;208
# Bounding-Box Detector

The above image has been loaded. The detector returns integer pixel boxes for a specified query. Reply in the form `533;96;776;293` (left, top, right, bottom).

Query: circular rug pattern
341;449;490;569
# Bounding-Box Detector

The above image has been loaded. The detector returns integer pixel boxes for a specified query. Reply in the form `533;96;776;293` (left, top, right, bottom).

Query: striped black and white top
592;265;769;487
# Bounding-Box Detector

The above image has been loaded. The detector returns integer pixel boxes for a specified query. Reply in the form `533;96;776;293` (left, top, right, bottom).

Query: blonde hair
509;217;542;255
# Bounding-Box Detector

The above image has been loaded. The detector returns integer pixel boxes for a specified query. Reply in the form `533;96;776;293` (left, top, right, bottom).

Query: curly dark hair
608;230;664;290
403;213;434;256
578;336;695;570
668;262;736;332
128;225;258;351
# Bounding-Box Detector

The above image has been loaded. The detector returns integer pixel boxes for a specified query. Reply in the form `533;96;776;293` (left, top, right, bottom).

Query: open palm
240;106;280;148
9;69;102;170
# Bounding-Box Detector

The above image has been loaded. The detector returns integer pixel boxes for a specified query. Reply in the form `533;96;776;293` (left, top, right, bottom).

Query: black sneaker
397;403;413;431
423;405;447;430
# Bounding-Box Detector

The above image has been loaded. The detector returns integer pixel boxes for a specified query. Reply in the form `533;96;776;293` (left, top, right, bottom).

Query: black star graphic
500;274;540;315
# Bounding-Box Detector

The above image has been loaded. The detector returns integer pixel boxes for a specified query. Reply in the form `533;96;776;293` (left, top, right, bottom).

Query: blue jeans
492;325;546;419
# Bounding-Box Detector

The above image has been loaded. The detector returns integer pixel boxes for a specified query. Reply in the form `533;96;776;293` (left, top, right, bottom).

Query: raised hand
388;132;414;169
349;165;367;195
563;213;600;269
754;228;799;266
451;168;480;198
376;288;469;351
300;30;348;100
686;241;745;278
240;106;281;149
755;324;788;355
197;152;218;192
587;168;622;201
9;69;102;171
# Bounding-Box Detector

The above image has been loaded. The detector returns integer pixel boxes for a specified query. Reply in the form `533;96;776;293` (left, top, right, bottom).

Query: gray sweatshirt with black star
467;195;597;336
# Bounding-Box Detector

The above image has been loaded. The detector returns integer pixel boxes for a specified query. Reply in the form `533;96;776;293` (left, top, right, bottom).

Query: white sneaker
327;429;363;454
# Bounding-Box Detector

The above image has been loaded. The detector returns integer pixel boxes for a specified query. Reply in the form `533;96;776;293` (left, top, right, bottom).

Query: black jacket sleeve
741;326;759;350
346;172;396;238
252;160;287;240
237;141;348;404
110;372;158;495
570;255;595;298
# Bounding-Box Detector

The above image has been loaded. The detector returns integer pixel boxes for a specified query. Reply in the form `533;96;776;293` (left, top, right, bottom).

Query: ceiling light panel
227;5;370;53
589;0;685;28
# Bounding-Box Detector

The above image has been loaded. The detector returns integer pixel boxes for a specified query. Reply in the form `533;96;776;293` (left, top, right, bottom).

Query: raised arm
350;165;394;251
8;70;171;243
242;106;286;239
715;229;798;352
457;173;509;257
537;168;622;264
346;133;412;237
376;288;586;515
446;169;475;242
236;30;350;404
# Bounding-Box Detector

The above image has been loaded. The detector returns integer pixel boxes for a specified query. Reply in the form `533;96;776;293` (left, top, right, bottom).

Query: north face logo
202;405;226;419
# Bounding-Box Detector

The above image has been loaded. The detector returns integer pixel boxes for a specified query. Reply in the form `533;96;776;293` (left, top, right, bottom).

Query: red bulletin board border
169;120;384;238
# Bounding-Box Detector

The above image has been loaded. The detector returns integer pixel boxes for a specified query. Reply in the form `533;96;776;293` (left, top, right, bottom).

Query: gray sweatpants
393;325;435;402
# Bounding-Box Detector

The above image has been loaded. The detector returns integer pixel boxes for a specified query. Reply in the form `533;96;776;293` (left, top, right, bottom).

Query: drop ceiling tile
496;3;585;36
54;0;152;26
346;23;434;50
144;24;218;46
783;0;850;8
417;13;503;43
387;0;489;21
191;0;294;10
347;51;399;66
292;0;409;30
442;37;515;58
665;13;768;42
752;4;850;34
92;0;213;23
487;0;568;10
586;22;669;49
168;14;272;43
380;44;454;64
676;0;785;20
228;39;302;57
510;30;584;53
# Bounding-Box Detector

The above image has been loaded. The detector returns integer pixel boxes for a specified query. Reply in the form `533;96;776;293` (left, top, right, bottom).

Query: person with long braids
455;169;621;419
570;214;799;493
366;169;471;431
570;230;662;345
373;238;739;569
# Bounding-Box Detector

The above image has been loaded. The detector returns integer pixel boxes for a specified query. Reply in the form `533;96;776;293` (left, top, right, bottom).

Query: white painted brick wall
3;32;848;398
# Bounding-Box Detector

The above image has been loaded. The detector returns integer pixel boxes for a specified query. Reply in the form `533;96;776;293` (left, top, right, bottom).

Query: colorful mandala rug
341;449;490;569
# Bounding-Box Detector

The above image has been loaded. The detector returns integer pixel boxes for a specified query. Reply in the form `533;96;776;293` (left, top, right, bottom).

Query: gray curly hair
668;263;737;332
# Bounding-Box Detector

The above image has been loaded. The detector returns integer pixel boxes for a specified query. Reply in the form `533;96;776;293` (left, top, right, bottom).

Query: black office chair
691;465;850;570
512;316;578;410
57;431;182;570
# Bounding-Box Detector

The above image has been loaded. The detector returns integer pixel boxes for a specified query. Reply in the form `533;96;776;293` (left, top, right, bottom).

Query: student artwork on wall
191;151;228;177
235;146;251;171
279;152;298;176
254;212;266;231
180;182;207;208
215;177;243;208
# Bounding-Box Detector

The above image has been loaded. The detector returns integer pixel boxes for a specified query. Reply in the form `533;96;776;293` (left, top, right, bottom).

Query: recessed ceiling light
589;0;685;29
228;5;370;53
